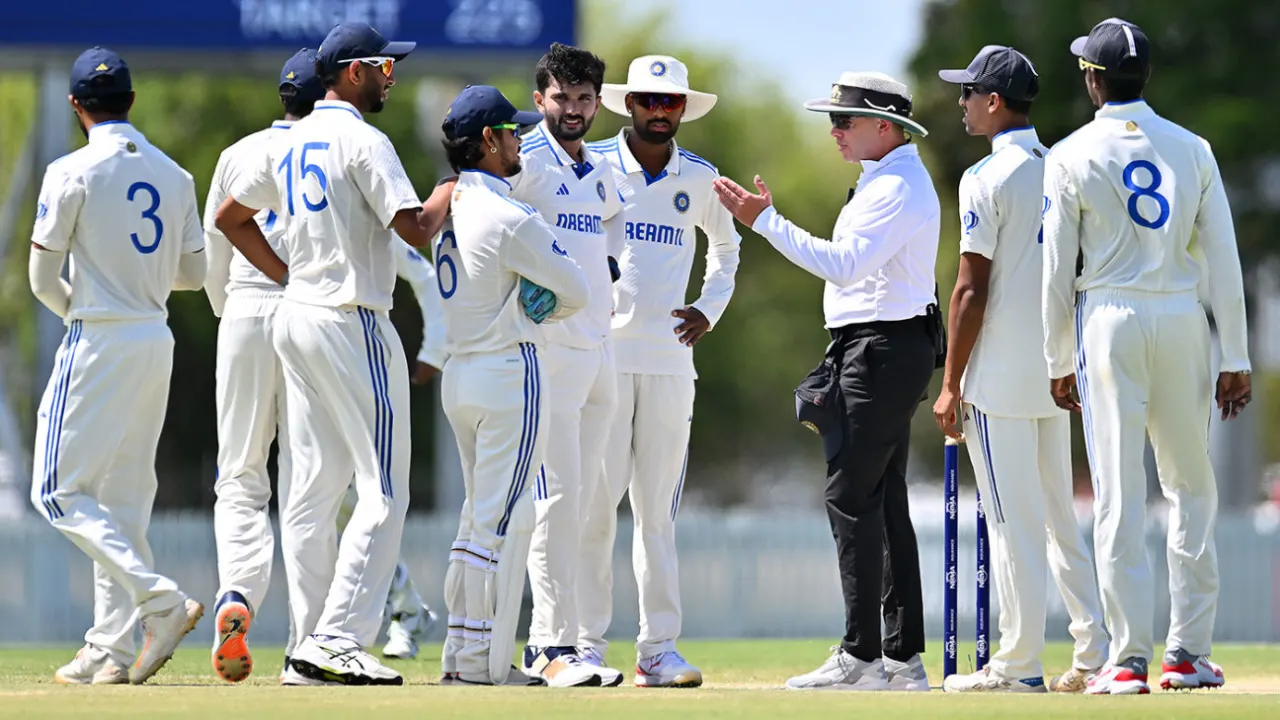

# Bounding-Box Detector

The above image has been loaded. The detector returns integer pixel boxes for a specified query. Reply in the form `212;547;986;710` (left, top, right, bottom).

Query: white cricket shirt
958;127;1059;418
752;143;940;328
392;234;446;368
202;120;292;316
587;129;741;376
511;121;624;350
31;121;204;323
1043;100;1250;377
229;100;421;312
438;170;590;357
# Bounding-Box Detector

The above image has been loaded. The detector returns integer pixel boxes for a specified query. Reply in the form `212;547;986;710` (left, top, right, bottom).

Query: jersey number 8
436;230;458;299
1122;160;1170;230
278;142;331;215
127;181;163;254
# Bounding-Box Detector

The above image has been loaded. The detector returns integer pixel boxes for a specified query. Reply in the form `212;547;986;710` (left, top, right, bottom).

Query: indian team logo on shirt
552;239;569;256
673;190;691;214
962;210;979;234
650;60;667;77
36;201;47;221
596;180;606;202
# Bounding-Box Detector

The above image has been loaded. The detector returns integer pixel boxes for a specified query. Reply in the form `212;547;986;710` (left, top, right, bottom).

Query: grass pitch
1;640;1277;718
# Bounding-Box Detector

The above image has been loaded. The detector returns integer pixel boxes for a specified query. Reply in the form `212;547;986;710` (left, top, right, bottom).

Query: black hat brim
937;68;974;85
381;40;416;61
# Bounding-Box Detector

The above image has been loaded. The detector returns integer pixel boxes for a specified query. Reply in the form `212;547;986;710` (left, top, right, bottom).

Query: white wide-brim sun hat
803;71;929;137
601;55;718;122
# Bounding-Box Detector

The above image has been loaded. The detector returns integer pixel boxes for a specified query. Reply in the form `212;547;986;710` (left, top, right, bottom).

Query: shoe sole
1088;681;1150;695
213;602;253;683
635;673;704;688
289;658;404;686
1160;673;1224;691
53;672;90;685
131;600;204;685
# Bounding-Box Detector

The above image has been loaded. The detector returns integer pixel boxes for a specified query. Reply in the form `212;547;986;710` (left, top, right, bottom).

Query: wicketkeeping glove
519;277;558;324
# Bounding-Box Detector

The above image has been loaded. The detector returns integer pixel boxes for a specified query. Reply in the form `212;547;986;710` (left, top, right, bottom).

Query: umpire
714;71;941;691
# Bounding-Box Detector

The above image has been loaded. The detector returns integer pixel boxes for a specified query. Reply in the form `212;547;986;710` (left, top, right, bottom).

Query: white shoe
1160;648;1224;690
382;607;437;660
290;635;403;686
785;647;889;691
523;646;603;687
54;645;128;685
579;647;624;687
131;597;204;684
1086;658;1151;695
635;650;703;688
883;654;930;691
943;666;1046;693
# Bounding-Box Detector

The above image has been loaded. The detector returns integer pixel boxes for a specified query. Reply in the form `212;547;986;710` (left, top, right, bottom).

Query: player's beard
76;115;88;139
546;110;592;142
634;118;675;145
505;154;523;176
364;78;386;113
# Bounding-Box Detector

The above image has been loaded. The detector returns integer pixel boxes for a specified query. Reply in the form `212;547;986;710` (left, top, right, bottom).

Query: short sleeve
227;146;279;213
31;163;84;253
958;171;998;259
353;132;421;229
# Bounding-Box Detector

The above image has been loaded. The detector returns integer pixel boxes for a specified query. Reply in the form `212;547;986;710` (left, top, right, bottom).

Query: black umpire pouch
795;340;844;462
926;284;946;369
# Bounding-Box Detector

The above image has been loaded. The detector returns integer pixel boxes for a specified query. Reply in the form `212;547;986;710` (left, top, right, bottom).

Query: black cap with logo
1071;18;1150;79
938;45;1040;102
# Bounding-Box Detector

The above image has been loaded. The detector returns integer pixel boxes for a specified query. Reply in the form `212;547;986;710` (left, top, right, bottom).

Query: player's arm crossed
934;172;997;438
28;164;83;317
504;213;591;322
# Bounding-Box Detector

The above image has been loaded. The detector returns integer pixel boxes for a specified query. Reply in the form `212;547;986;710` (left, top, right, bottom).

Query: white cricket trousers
527;340;618;648
273;301;411;649
31;318;184;666
1076;288;1220;664
441;343;545;681
213;293;291;623
962;408;1109;679
580;372;695;659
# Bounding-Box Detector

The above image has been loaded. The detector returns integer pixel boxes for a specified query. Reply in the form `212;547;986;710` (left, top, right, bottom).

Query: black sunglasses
829;113;855;130
961;83;995;100
631;93;687;112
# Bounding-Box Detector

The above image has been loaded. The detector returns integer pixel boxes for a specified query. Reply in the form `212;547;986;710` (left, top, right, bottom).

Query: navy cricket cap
442;85;543;140
279;48;325;104
317;22;415;74
938;45;1040;102
70;47;131;99
1071;18;1150;78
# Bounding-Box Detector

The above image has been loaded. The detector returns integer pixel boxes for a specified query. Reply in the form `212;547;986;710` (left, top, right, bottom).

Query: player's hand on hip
1215;371;1252;420
713;175;772;227
1050;374;1081;413
672;306;710;346
412;361;440;385
933;386;964;440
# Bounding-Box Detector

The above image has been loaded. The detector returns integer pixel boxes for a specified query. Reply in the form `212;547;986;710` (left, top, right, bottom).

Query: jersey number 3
127;181;163;254
278;142;330;215
1122;160;1170;230
436;230;458;299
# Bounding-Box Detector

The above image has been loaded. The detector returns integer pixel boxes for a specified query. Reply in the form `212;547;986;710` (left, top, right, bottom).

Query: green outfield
2;640;1277;718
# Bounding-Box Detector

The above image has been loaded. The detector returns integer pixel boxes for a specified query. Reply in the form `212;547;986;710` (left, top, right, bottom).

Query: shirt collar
859;142;919;175
1094;99;1155;121
991;125;1040;152
612;128;682;183
87;120;141;144
458;168;513;196
313;100;364;121
272;119;296;130
536;120;596;178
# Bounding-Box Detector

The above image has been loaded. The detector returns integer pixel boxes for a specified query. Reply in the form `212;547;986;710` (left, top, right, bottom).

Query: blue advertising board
0;0;575;55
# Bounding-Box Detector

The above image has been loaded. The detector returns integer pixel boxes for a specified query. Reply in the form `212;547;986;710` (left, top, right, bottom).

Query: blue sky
611;0;928;105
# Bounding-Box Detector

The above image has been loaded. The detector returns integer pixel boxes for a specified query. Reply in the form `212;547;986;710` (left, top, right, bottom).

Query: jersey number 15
278;142;330;215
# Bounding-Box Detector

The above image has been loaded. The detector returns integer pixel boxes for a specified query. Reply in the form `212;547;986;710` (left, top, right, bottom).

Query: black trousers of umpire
825;317;935;663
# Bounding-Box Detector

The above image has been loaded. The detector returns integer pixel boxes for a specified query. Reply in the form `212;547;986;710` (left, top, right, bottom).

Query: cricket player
581;55;741;688
30;47;206;685
434;84;590;686
1043;18;1250;695
215;22;452;686
505;43;624;688
202;48;324;686
932;45;1110;693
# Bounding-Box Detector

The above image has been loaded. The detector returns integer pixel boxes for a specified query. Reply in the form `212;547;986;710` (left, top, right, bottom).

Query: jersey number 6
278;142;331;215
436;229;458;299
1122;160;1170;230
127;181;163;254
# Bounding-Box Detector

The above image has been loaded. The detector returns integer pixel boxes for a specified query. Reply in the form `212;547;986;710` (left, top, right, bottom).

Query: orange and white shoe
1160;649;1224;690
212;592;253;683
1085;658;1150;695
131;596;204;684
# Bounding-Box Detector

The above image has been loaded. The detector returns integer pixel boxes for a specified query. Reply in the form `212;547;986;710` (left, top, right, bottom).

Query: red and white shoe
1085;658;1150;695
1160;649;1224;690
